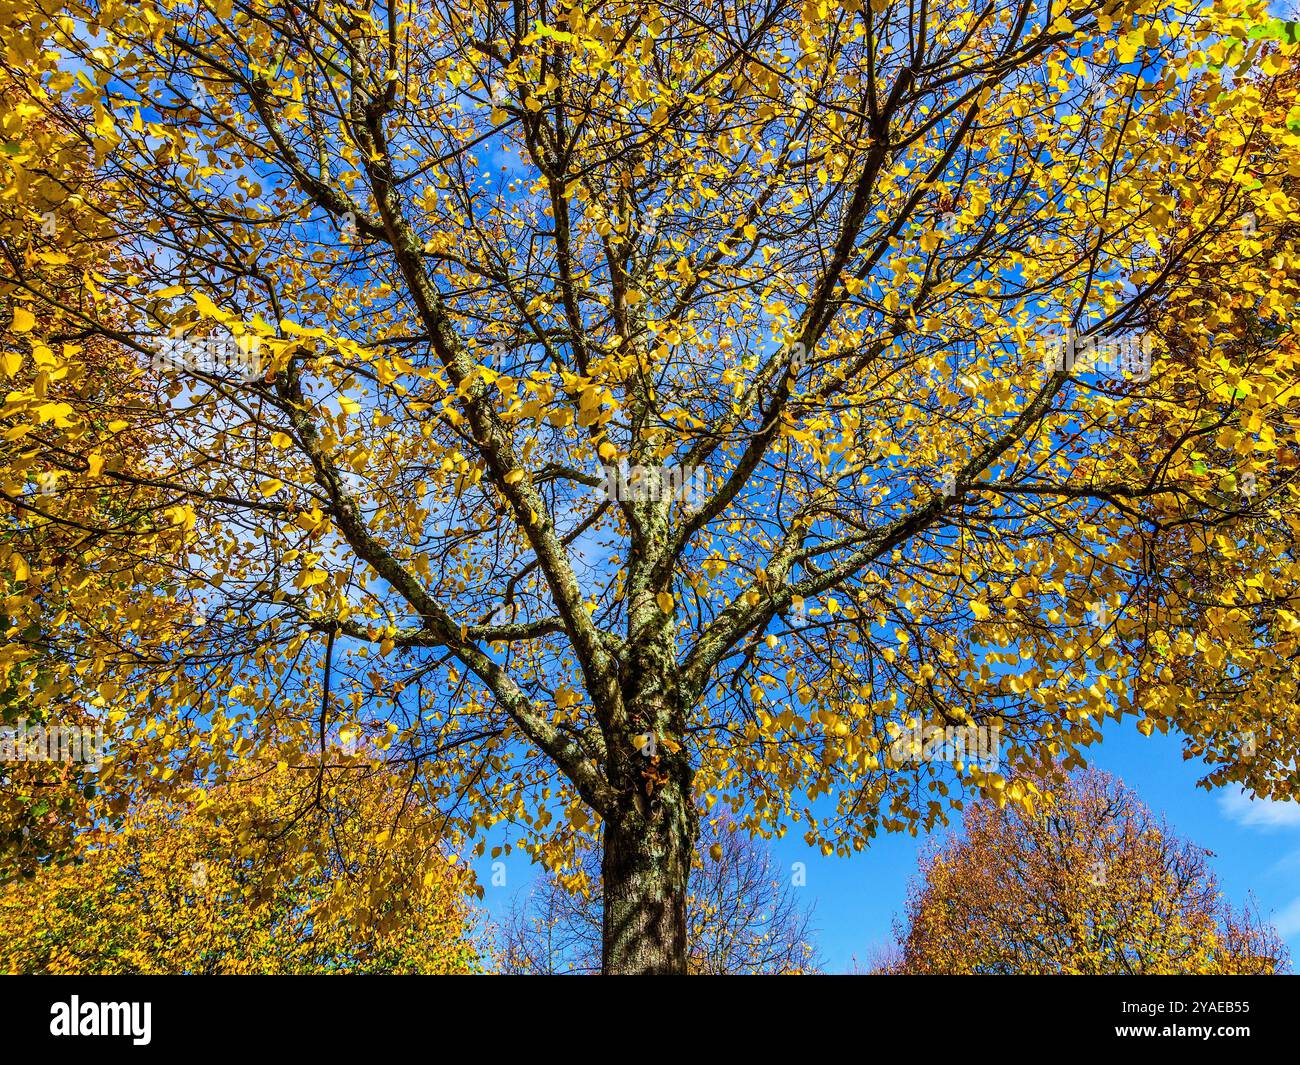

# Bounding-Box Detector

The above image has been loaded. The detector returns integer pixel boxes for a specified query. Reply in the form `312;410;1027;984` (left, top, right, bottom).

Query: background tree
501;813;820;973
1119;34;1300;794
890;767;1288;974
3;0;1299;974
0;59;187;881
0;766;483;974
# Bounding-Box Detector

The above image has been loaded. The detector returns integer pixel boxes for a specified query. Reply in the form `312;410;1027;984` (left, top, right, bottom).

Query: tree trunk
602;569;697;973
601;774;696;975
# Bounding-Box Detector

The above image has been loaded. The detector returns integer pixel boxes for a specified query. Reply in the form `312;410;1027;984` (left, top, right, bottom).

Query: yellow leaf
35;402;76;427
656;591;674;614
165;505;196;530
191;292;229;321
296;568;328;590
294;509;325;534
10;308;35;333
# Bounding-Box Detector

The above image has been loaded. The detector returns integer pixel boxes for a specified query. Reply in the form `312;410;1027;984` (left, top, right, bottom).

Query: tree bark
600;774;696;974
603;546;697;973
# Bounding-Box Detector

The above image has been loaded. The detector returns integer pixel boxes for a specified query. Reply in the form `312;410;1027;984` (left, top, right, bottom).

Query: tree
501;813;820;973
889;767;1288;974
3;0;1299;973
1119;36;1300;796
0;55;188;881
0;766;482;974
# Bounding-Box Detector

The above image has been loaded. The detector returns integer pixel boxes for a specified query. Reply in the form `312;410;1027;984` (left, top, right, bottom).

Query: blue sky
478;723;1300;973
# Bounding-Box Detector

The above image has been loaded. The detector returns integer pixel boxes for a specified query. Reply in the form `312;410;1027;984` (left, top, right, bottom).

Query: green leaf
1247;19;1300;44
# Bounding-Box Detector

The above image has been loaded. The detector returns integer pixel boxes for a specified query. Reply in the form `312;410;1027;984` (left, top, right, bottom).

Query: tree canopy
0;768;482;974
1;0;1297;971
888;767;1288;974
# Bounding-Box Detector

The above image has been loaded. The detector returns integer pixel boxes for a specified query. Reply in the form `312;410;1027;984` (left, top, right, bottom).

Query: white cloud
1218;787;1300;830
1271;897;1300;939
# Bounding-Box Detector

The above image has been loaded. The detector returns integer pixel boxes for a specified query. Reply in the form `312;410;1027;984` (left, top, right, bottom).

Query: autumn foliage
1;0;1298;973
890;769;1287;975
0;769;482;974
0;71;184;881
